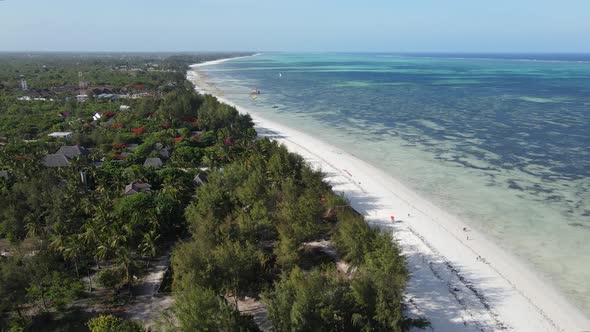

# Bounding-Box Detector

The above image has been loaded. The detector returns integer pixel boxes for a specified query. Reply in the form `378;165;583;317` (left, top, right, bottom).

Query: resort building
55;145;89;158
157;147;171;159
124;182;152;195
126;143;139;152
42;154;71;168
42;145;89;167
193;173;208;187
48;132;73;139
143;157;163;168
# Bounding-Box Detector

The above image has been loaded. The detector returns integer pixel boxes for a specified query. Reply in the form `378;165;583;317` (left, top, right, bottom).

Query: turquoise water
200;53;590;314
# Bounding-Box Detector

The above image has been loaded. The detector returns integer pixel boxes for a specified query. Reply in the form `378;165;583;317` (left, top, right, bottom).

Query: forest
0;53;422;331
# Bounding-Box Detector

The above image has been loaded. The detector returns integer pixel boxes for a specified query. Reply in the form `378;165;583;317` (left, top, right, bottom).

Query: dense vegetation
0;52;249;140
164;140;414;331
0;53;418;331
0;53;253;331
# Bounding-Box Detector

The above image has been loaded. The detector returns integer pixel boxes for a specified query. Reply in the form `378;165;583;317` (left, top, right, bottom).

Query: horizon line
2;50;590;55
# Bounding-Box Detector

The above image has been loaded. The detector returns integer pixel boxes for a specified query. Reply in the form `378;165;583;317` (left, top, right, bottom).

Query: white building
48;132;73;139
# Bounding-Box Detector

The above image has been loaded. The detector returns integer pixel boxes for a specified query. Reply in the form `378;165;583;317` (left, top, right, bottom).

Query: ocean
198;53;590;314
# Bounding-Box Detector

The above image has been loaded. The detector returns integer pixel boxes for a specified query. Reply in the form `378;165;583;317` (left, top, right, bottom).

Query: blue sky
1;0;589;52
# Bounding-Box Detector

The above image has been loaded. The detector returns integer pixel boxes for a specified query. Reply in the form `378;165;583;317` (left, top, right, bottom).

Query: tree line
167;138;425;331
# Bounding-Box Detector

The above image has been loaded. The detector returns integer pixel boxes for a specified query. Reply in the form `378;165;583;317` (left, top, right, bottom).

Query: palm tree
82;203;112;268
114;245;133;286
50;234;83;278
139;229;160;268
62;236;84;278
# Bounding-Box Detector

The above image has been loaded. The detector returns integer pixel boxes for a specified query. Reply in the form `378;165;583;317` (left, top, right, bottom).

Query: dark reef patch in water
211;53;590;226
507;180;524;191
569;222;590;229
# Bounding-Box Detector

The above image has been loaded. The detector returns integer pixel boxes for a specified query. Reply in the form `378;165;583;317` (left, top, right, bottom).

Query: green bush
97;268;124;290
87;315;143;332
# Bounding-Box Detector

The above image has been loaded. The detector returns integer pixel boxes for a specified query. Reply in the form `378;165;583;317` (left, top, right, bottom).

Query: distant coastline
187;55;590;331
190;53;261;68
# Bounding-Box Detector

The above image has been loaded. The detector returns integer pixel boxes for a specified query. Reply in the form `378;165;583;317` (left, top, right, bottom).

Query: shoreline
187;57;590;331
189;53;261;68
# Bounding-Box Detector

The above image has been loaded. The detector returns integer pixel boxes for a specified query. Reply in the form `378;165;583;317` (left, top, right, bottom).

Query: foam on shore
187;58;590;332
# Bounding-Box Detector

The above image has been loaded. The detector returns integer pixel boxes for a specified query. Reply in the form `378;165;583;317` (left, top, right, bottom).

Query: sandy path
126;254;173;329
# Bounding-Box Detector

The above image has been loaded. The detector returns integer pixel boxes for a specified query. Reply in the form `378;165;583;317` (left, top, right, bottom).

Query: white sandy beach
188;58;590;332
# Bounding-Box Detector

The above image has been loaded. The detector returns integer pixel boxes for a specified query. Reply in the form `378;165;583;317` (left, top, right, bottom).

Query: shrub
131;127;145;135
87;315;143;332
97;268;124;290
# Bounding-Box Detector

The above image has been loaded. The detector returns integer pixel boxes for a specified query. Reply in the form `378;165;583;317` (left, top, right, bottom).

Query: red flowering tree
131;127;145;134
103;111;115;117
173;137;183;142
111;153;125;160
224;137;234;146
112;123;124;129
112;143;126;150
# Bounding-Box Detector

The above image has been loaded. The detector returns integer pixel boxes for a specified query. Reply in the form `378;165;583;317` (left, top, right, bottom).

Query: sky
1;0;589;53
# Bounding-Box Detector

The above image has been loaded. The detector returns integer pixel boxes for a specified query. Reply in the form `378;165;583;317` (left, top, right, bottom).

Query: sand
187;58;590;331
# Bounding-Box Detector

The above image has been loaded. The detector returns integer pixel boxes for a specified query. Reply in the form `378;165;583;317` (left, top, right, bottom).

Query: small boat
250;88;261;95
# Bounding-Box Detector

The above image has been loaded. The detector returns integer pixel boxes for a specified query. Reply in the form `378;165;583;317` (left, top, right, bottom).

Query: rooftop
125;182;152;195
42;154;70;167
48;132;73;138
55;145;88;158
193;173;208;187
144;157;163;168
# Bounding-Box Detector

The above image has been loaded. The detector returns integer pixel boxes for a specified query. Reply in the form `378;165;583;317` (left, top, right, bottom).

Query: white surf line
186;60;590;332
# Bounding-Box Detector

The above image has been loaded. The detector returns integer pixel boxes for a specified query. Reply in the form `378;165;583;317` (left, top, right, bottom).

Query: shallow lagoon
202;53;590;314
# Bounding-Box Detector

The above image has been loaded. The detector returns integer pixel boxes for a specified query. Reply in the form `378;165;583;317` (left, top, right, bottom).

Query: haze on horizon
1;0;589;53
